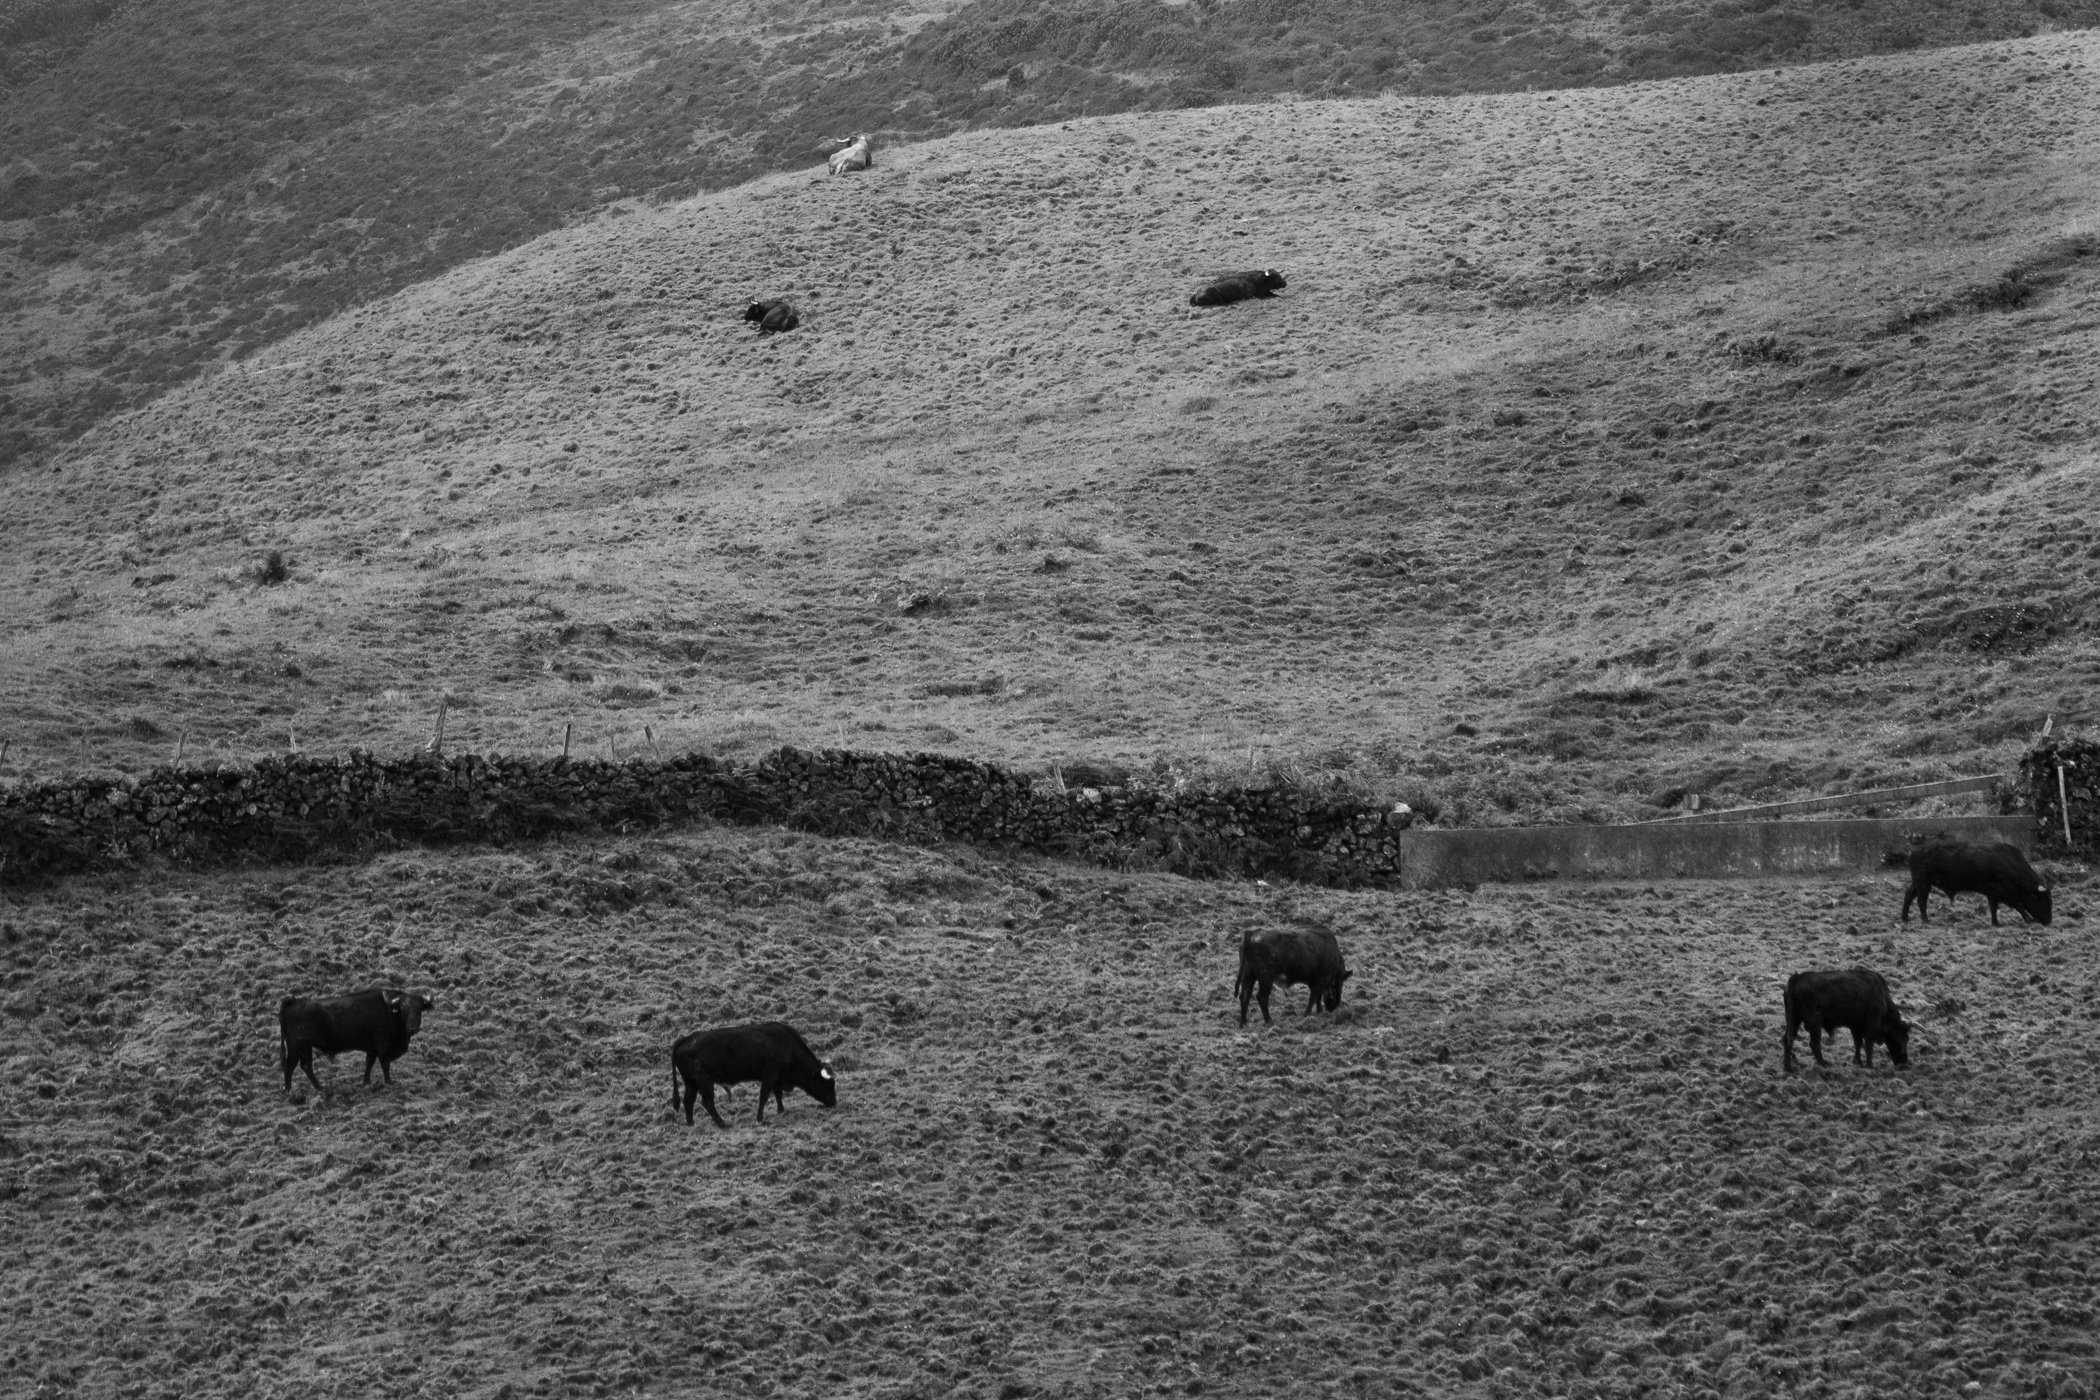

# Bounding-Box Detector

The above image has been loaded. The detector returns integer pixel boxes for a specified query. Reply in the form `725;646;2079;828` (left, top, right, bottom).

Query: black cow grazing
1190;269;1287;308
671;1021;837;1127
1782;969;1911;1073
1901;836;2051;926
279;988;433;1093
1235;928;1351;1026
743;299;799;334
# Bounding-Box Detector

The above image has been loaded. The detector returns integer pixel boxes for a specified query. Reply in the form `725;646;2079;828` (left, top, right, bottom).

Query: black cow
1782;968;1911;1072
1235;928;1351;1026
280;988;433;1093
743;299;799;334
1901;837;2051;926
1190;269;1287;308
671;1021;837;1127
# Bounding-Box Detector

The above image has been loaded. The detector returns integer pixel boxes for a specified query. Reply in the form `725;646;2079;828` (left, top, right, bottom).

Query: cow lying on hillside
743;299;799;334
280;987;433;1093
1900;836;2051;926
827;134;874;175
1191;269;1287;307
672;1021;837;1127
1782;968;1911;1072
1235;928;1351;1025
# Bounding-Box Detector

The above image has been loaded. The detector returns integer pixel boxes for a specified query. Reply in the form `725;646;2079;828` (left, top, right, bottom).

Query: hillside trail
2;34;2097;811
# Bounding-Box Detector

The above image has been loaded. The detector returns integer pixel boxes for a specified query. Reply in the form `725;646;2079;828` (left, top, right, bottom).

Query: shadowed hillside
3;0;2097;464
4;34;2095;822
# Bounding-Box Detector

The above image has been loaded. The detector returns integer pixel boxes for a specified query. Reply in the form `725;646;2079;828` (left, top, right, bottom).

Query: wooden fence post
2061;764;2076;849
562;722;573;758
645;726;661;760
427;699;448;756
174;729;187;765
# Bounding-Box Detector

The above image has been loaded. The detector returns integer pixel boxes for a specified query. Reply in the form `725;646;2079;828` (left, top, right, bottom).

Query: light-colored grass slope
3;824;2097;1398
4;34;2098;821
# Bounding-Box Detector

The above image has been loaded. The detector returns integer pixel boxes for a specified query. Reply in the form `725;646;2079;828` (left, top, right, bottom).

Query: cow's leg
282;1040;295;1093
362;1053;377;1084
1808;1022;1828;1067
700;1083;729;1128
1238;979;1253;1027
299;1048;324;1092
1988;898;2002;927
756;1078;775;1123
1901;882;1919;922
1782;1022;1798;1073
378;1056;394;1085
1305;983;1319;1016
1256;980;1273;1024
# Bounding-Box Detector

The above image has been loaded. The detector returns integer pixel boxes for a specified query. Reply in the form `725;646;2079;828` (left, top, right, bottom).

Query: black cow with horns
671;1021;837;1127
1235;928;1351;1026
1782;968;1911;1073
743;299;799;334
279;987;433;1093
1190;269;1286;307
1899;836;2051;927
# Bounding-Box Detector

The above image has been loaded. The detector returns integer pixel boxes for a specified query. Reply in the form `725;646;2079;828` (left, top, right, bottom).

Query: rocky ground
4;825;2098;1398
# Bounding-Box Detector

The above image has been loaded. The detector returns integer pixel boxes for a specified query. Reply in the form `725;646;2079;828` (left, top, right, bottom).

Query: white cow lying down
827;134;873;175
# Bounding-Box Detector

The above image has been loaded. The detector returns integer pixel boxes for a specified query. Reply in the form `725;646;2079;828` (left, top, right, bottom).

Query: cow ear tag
820;1067;835;1080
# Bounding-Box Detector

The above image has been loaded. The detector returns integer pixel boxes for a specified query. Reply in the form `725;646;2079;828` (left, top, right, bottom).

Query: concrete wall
1392;815;2035;888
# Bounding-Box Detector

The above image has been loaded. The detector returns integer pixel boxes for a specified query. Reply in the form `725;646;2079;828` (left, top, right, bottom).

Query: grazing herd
276;839;2056;1117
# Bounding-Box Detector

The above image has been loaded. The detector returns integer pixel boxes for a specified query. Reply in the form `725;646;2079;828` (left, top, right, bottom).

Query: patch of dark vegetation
924;674;1005;697
1884;233;2100;334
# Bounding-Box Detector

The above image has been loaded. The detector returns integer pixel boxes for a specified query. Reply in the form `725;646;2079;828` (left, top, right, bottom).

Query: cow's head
1884;1016;1912;1067
1262;269;1287;291
2023;882;2053;926
743;301;770;323
383;989;432;1036
811;1062;839;1108
1322;969;1353;1012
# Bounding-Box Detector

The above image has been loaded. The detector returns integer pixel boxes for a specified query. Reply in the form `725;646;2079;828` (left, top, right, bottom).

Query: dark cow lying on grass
280;988;433;1093
743;299;799;334
1191;269;1287;307
1236;928;1351;1026
1900;836;2051;926
672;1021;837;1127
1782;968;1911;1072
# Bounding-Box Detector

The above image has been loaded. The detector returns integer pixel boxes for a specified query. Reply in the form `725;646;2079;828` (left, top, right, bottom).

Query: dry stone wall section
0;747;1409;888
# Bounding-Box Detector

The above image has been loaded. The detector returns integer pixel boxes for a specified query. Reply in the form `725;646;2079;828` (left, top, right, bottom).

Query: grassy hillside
4;825;2096;1397
3;33;2095;822
4;0;2097;465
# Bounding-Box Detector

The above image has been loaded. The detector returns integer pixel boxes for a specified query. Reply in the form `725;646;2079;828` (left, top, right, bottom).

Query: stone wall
0;746;1409;888
1;741;2079;889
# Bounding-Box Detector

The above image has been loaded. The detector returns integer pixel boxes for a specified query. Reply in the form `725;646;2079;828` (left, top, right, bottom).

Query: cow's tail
670;1051;681;1111
1232;933;1252;1002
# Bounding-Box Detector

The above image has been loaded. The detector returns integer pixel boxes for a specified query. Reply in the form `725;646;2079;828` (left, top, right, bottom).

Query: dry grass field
3;825;2096;1399
6;28;2100;1400
5;33;2098;821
